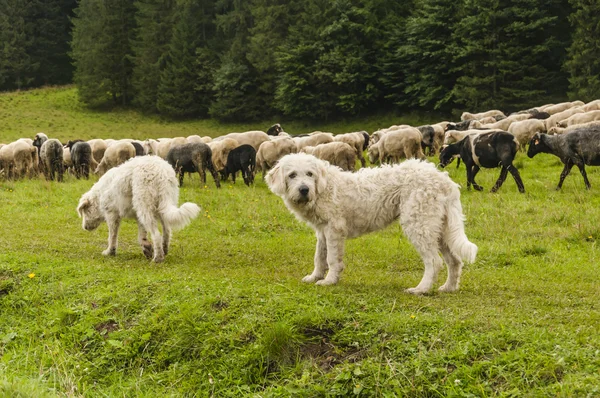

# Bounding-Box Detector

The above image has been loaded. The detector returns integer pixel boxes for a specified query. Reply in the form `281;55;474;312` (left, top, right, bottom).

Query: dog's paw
302;274;324;283
102;248;116;256
438;284;459;293
142;244;153;259
315;277;338;286
405;287;429;295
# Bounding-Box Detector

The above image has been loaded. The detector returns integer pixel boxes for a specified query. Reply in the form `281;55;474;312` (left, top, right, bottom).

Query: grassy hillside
1;87;600;396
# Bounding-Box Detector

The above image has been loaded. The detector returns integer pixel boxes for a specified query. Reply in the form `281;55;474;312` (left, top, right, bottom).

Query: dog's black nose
299;186;309;196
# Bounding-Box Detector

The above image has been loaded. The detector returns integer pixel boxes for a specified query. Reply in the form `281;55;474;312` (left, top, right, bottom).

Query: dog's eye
306;171;313;177
289;172;297;179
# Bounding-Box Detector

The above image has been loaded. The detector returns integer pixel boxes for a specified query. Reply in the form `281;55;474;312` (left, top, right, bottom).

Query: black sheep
266;123;283;136
166;143;221;188
69;141;94;179
528;125;600;189
223;144;256;186
445;120;472;131
417;125;436;156
132;141;145;156
440;130;525;193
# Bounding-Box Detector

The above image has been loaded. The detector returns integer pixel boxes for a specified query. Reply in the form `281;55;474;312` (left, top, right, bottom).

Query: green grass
1;86;600;396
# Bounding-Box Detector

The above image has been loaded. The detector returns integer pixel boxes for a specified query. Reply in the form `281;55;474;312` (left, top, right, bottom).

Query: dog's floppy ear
315;161;328;194
266;162;286;196
76;198;90;218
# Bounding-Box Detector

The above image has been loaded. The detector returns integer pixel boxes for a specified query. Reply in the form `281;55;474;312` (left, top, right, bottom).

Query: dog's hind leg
302;230;328;283
137;221;153;259
138;211;164;263
438;241;462;292
102;213;121;256
316;230;345;286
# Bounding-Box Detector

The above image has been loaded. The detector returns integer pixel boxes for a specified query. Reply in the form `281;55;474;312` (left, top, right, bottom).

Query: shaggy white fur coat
77;156;200;262
266;153;477;294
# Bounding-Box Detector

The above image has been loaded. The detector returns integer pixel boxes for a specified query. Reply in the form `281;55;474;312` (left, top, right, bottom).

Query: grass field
1;87;600;397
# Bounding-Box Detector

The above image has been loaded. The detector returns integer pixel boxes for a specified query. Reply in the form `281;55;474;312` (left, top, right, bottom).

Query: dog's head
266;153;328;205
76;193;104;231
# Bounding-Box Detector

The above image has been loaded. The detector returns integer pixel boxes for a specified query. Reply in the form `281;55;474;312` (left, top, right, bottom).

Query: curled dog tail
161;202;201;231
444;186;477;263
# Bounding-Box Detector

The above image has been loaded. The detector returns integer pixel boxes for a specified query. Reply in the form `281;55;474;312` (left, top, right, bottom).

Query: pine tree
565;0;600;102
0;0;37;90
71;0;136;106
387;0;462;111
209;0;264;121
156;0;217;117
131;0;175;112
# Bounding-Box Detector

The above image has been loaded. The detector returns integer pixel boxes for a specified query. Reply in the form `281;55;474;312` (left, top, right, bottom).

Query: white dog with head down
266;153;477;294
77;156;201;262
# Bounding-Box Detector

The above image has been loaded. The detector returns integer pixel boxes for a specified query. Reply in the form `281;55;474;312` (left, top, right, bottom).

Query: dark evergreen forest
1;0;599;121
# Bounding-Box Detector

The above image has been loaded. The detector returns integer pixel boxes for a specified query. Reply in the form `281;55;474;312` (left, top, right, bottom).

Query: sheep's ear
76;198;90;218
266;163;286;196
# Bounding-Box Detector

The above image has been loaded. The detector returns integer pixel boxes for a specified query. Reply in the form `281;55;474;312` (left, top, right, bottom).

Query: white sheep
156;137;187;159
460;109;505;121
333;132;367;167
582;99;600;112
543;101;581;116
444;129;485;145
256;136;297;176
301;142;357;171
507;119;546;151
367;127;424;164
558;110;600;128
95;141;136;176
87;139;108;163
207;138;239;173
370;125;411;146
213;131;269;152
545;107;585;131
293;132;334;151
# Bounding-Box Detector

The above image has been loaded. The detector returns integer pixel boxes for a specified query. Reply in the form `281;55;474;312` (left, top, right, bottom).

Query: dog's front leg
102;214;120;256
315;229;345;286
302;230;328;283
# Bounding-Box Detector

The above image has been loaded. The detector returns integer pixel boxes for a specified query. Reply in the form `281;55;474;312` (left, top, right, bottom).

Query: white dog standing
266;153;477;294
77;156;201;262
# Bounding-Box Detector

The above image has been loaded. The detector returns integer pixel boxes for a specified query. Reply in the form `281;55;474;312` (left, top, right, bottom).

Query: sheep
461;109;505;121
582;99;600;112
527;109;551;120
40;139;64;181
527;125;600;189
166;142;221;188
95;141;136;176
440;130;525;193
256;136;297;176
507;119;546;151
301;142;357;171
367;127;424;164
294;132;334;151
68;141;96;179
333;131;367;167
470;113;531;131
416;126;437;156
0;144;14;179
223;144;257;186
370;125;411;145
87;139;108;163
557;110;600;128
32;133;48;152
63;146;73;173
545;107;585;131
131;141;145;157
430;122;449;154
266;123;283;136
543;101;581;116
443;129;485;145
156;137;187;159
207;138;239;175
213;131;270;152
445;120;472;132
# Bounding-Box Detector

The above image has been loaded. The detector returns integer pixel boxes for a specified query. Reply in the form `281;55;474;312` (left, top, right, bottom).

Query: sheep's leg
178;170;184;186
359;151;366;168
471;165;483;191
576;164;591;189
491;166;509;193
102;214;120;256
557;161;574;190
231;170;236;184
465;164;473;190
302;231;328;284
507;164;525;193
438;241;462;293
316;229;345;286
137;222;153;259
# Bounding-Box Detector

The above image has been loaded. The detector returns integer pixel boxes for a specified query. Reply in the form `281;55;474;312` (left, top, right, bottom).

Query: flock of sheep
1;98;600;192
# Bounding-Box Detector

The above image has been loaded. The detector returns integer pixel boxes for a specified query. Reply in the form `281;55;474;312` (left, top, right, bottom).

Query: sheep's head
77;194;104;231
367;144;380;164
